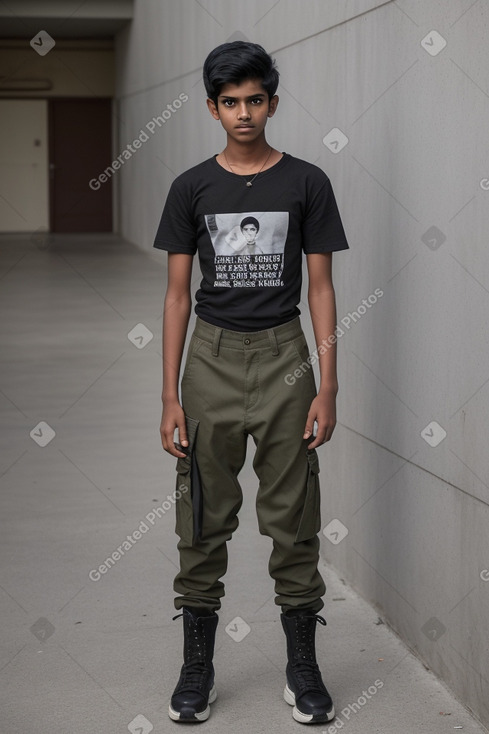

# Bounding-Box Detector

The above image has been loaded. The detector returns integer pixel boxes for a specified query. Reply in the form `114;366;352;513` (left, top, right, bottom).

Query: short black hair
240;216;260;231
203;41;279;106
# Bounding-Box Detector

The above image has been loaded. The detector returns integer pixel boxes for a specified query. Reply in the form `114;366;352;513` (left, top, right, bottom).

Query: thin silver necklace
222;146;273;187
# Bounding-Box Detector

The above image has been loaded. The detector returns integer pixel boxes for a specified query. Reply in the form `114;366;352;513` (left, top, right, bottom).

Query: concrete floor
0;233;486;734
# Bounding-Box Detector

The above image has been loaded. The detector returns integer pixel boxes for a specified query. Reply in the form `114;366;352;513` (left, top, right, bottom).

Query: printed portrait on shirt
205;211;289;289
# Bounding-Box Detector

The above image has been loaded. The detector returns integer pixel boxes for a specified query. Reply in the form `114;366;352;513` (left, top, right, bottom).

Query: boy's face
242;224;258;243
207;79;278;143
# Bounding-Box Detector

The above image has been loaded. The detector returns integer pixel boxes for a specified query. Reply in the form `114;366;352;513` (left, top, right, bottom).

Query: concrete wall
114;0;489;726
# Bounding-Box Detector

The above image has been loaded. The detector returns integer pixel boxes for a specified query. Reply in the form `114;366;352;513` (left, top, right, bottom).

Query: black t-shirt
153;152;349;331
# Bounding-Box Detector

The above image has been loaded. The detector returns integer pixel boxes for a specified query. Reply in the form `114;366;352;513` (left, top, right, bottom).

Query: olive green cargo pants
173;315;326;614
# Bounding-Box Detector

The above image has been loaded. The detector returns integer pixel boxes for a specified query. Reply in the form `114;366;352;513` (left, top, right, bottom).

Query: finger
307;422;328;448
315;422;335;445
307;432;324;449
177;419;188;447
303;417;315;439
161;425;186;457
170;443;187;458
164;429;187;457
326;423;336;441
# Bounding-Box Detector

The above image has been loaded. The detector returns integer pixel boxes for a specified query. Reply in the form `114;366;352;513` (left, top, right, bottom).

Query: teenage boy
154;41;349;725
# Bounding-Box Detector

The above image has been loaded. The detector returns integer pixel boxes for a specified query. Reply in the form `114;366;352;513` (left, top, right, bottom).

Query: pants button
244;338;251;345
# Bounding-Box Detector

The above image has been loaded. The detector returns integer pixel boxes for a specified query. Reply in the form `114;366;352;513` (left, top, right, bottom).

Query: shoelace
291;660;327;695
293;613;326;652
290;614;328;695
177;661;211;693
172;610;213;694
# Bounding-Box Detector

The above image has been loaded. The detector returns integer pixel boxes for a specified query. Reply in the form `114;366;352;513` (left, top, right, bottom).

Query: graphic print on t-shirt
205;211;289;288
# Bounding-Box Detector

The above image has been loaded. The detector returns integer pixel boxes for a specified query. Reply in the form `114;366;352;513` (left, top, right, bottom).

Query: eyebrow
218;93;266;101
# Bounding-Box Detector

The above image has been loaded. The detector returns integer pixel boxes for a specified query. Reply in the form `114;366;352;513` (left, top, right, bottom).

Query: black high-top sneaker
280;609;335;724
168;606;219;723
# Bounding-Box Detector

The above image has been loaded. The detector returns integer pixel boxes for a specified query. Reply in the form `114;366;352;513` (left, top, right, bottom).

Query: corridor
0;234;486;733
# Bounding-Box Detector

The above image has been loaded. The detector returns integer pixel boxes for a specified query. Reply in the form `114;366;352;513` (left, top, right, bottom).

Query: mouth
236;125;254;129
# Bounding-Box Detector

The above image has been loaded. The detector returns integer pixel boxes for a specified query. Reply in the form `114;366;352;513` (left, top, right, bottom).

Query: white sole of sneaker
168;684;217;722
283;683;335;724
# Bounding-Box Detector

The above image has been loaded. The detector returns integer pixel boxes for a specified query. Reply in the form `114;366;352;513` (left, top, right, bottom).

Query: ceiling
0;0;133;39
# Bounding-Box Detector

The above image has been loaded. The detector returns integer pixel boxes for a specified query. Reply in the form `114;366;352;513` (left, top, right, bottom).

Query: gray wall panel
115;0;489;725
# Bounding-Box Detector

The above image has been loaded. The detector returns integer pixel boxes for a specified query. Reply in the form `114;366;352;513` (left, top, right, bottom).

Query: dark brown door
50;98;112;232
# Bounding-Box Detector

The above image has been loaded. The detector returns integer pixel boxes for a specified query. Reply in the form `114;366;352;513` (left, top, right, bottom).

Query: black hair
203;41;279;106
240;216;260;231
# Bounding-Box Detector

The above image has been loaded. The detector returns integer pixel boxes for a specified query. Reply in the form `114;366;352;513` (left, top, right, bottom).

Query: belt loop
212;327;223;357
267;328;279;356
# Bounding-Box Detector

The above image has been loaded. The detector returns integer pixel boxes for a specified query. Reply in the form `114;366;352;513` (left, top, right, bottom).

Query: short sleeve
301;175;349;254
153;177;197;254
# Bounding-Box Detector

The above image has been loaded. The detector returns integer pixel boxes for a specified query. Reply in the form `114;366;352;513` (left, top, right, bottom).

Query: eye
223;99;235;107
251;98;263;104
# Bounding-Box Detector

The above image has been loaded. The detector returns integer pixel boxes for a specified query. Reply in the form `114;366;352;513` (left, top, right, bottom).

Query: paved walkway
0;234;486;733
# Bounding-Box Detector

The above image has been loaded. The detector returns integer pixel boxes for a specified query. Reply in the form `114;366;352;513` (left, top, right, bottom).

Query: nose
237;103;251;119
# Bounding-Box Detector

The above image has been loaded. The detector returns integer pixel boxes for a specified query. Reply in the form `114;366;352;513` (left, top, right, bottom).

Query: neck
223;134;270;164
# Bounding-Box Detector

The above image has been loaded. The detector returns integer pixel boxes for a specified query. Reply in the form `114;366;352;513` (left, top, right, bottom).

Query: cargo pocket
295;448;321;543
175;415;203;545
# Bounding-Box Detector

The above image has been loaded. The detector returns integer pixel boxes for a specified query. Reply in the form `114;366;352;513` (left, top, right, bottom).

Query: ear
206;98;220;120
267;94;279;118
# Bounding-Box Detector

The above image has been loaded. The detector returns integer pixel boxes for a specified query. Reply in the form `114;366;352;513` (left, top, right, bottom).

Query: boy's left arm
304;252;339;447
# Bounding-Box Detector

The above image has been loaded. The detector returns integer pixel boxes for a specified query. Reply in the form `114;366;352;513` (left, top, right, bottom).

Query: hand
303;390;337;448
160;398;189;458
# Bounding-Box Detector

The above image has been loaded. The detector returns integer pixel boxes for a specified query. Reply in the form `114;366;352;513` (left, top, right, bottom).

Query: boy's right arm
159;252;193;458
